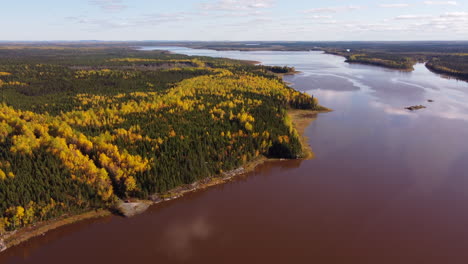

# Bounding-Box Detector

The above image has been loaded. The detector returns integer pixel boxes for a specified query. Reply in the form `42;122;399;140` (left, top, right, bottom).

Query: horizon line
1;40;468;43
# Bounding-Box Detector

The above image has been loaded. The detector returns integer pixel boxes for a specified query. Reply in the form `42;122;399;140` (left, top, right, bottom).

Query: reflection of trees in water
0;215;114;263
256;159;303;173
226;159;305;186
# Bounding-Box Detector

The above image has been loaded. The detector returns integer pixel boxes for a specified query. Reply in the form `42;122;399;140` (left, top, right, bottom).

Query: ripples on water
2;47;468;264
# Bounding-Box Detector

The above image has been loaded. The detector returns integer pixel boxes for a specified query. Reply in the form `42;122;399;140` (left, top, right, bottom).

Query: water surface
2;47;468;264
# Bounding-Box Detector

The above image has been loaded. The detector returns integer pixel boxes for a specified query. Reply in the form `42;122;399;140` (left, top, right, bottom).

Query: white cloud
343;22;408;32
200;0;275;11
388;11;468;34
68;16;135;29
304;5;363;14
441;12;468;17
141;12;196;25
423;1;458;6
379;3;410;8
332;9;467;35
394;14;434;20
63;0;468;39
224;17;273;28
89;0;128;12
316;20;338;25
370;101;414;116
67;11;200;31
310;15;333;19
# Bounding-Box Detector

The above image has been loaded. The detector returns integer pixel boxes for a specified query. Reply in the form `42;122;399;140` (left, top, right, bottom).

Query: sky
2;0;468;41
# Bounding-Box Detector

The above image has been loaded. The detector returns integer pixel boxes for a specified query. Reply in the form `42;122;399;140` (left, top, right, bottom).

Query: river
2;48;468;264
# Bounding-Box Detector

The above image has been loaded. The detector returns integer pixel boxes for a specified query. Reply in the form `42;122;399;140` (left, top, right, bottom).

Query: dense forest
4;42;468;79
344;53;416;70
0;46;321;233
326;49;468;76
120;41;468;78
426;55;468;80
323;47;468;77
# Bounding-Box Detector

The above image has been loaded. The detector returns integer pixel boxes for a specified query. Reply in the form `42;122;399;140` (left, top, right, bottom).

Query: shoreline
287;108;332;160
0;108;322;252
140;45;418;74
135;47;262;66
425;63;468;82
0;51;329;254
198;46;468;82
322;50;415;72
175;45;416;72
345;60;414;72
1;210;111;252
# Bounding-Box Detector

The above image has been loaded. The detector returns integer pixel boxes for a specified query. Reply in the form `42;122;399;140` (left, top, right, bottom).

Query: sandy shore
287;108;331;160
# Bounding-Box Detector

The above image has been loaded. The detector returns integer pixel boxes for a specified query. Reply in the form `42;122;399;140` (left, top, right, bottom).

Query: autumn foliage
0;47;320;232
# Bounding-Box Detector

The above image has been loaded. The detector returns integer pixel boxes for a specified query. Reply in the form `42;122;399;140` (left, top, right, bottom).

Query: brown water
2;48;468;264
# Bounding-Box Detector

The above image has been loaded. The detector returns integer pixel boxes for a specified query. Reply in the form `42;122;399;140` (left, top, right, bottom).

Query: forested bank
0;46;322;237
4;42;468;80
130;41;468;79
426;55;468;80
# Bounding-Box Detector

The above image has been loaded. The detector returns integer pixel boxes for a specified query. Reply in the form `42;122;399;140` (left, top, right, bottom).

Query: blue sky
2;0;467;41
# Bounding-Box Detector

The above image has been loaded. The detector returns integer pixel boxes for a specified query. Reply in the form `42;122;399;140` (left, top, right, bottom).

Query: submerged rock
405;105;426;111
115;201;150;217
148;194;162;203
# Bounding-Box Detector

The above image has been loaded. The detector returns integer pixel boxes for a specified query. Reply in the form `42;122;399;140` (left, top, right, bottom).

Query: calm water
2;48;468;264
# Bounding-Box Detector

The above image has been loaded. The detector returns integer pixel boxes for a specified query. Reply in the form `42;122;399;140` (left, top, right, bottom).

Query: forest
125;41;468;78
325;48;468;76
0;46;321;234
426;55;468;80
343;52;416;70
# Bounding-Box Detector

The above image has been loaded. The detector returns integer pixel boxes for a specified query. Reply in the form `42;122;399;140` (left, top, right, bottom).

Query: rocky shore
0;239;6;252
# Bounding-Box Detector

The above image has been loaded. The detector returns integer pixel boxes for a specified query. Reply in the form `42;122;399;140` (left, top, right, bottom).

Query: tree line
0;47;320;233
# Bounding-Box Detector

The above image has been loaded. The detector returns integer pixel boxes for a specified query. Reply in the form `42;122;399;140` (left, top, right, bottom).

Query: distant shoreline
134;46;262;65
138;45;418;72
142;45;468;80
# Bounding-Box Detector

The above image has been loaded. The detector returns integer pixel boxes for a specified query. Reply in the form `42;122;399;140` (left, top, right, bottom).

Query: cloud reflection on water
157;216;213;261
